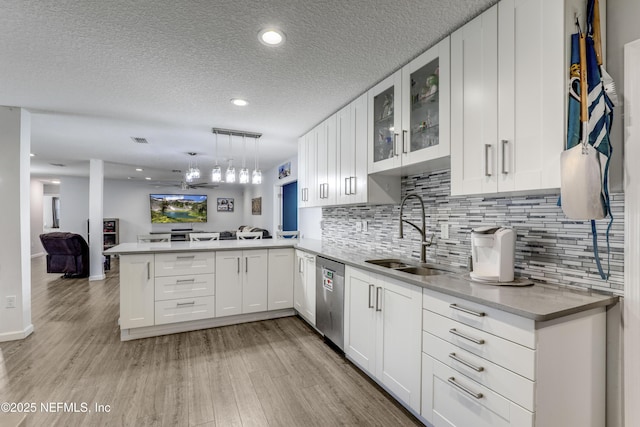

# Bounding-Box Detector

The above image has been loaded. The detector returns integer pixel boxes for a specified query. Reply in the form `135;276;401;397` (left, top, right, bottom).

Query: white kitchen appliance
470;226;515;283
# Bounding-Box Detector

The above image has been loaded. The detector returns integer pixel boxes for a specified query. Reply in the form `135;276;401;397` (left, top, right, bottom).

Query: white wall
60;176;89;239
0;106;33;341
30;179;44;256
606;0;640;192
103;179;246;243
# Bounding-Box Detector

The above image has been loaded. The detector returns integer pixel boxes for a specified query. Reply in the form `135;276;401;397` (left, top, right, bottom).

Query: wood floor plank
0;257;422;426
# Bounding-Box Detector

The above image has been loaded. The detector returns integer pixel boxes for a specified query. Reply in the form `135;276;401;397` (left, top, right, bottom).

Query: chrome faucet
399;193;433;263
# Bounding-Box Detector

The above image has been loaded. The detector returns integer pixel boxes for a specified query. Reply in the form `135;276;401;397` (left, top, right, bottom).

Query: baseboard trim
121;309;296;341
31;252;45;259
89;274;106;281
0;324;34;342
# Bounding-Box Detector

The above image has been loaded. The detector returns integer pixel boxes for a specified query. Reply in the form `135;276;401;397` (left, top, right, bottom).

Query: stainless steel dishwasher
316;256;345;351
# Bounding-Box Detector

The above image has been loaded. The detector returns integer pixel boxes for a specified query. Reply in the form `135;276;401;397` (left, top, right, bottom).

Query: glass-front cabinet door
401;37;450;167
368;70;402;173
402;37;450;165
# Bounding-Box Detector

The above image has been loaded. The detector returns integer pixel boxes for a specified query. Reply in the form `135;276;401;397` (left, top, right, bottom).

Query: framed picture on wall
278;162;291;179
217;197;234;212
252;197;262;215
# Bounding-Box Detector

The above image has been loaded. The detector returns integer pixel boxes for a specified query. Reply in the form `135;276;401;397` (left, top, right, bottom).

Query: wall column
0;106;33;341
89;159;105;281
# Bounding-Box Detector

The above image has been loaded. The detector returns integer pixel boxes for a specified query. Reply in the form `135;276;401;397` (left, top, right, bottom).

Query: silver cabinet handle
484;144;492;177
368;284;375;309
245;257;248;273
449;328;485;345
447;377;483;399
402;130;408;153
237;257;240;274
449;303;486;317
345;177;350;195
449;353;484;372
324;183;329;198
375;287;382;311
146;261;150;281
393;133;399;157
298;257;303;273
176;255;195;259
176;278;195;284
501;139;509;174
319;184;323;199
350;176;356;195
177;301;196;307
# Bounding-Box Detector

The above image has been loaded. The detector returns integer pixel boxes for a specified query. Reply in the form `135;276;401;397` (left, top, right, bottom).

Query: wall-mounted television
150;194;207;223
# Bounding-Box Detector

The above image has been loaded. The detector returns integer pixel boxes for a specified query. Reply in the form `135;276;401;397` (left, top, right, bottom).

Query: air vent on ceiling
131;137;149;144
172;169;182;173
49;163;66;167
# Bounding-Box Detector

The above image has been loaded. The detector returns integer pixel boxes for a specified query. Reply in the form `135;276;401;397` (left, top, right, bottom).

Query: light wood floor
0;257;422;426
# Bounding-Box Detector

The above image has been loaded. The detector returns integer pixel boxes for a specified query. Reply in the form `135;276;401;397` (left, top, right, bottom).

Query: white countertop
104;238;296;255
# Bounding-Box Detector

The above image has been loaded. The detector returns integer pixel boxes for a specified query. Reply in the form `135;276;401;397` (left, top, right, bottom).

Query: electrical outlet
6;295;16;308
440;223;450;240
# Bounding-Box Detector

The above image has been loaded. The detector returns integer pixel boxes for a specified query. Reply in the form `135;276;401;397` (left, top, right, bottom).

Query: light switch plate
440;223;449;240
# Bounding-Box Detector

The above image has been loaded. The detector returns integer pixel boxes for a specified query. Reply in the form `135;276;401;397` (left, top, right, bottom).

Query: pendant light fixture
211;131;222;183
225;133;236;183
239;134;250;184
185;152;200;183
252;135;262;184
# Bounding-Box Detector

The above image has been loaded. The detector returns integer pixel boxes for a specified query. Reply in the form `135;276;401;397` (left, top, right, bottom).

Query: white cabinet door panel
267;249;294;310
242;250;268;314
215;251;242;317
120;254;155;329
344;266;376;375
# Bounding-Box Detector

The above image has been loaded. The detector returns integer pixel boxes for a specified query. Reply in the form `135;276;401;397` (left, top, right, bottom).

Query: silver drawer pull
176;255;195;260
449;303;485;317
449;328;485;345
176;278;196;284
448;377;483;399
449;353;484;372
176;301;196;307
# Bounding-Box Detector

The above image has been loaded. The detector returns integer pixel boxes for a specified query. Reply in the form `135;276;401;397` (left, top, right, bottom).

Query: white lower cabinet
294;250;316;325
344;266;422;413
216;249;268;316
267;248;294;310
120;254;155;329
421;288;606;427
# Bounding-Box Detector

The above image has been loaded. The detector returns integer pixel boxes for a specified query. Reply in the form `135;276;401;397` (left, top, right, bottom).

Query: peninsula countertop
106;238;619;322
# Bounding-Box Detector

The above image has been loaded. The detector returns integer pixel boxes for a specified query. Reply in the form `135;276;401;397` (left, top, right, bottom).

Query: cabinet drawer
423;354;533;427
154;295;215;325
423;331;534;411
155;252;215;277
423;309;535;380
423;288;535;349
154;274;214;301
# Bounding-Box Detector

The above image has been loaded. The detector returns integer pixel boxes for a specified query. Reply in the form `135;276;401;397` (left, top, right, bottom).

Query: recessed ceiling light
51;180;60;184
259;28;285;46
145;177;151;180
30;153;35;157
231;98;248;107
136;168;143;172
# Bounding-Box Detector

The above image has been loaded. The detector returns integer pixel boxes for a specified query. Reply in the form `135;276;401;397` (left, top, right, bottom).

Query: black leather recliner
39;232;90;278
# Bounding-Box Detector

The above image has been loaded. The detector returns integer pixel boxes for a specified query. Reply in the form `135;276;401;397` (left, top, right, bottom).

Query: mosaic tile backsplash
322;169;624;295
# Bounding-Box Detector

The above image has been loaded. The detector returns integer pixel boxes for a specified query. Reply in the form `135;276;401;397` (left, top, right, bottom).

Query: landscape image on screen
150;194;207;223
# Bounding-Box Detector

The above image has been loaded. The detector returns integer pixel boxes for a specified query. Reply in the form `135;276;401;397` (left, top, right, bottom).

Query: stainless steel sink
395;266;446;276
365;259;410;269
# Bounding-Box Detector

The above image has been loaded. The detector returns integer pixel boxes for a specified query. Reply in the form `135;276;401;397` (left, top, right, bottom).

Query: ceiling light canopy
259;28;285;46
230;98;248;107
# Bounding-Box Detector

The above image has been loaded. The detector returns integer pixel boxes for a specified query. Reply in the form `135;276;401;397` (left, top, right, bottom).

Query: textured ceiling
1;0;496;184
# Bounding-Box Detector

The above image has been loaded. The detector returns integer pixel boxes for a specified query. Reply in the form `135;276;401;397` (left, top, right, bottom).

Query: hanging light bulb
185;152;200;182
239;134;250;184
225;134;236;182
252;135;262;184
211;131;222;182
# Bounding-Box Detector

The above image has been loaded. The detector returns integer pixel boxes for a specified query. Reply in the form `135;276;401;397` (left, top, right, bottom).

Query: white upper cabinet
450;5;499;195
315;115;337;206
337;93;369;205
452;0;576;196
369;37;451;175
